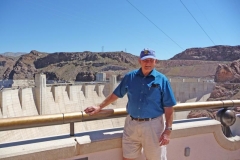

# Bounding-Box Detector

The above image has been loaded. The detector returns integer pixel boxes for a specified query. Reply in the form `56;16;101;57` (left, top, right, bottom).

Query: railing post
70;122;74;136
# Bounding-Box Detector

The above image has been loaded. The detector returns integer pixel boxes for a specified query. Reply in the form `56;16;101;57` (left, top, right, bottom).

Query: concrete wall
0;119;239;160
0;75;216;144
0;76;215;118
171;81;215;103
0;79;35;88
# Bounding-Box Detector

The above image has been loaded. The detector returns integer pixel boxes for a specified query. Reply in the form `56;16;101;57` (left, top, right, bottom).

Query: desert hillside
171;45;240;61
1;45;240;81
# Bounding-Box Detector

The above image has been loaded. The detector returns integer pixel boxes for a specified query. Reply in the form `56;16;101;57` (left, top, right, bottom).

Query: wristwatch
165;127;172;131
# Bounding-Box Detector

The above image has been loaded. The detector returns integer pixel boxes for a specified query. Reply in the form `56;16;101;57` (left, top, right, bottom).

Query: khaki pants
122;115;166;160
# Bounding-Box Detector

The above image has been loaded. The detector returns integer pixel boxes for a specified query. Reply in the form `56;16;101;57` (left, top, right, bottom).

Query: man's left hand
159;130;171;146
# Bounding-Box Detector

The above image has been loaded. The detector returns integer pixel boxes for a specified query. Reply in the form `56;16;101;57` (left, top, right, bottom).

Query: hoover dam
0;74;215;120
1;74;239;160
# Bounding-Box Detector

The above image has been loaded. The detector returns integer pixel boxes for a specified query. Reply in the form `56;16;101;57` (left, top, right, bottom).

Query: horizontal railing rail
46;81;108;86
173;100;238;111
0;100;239;135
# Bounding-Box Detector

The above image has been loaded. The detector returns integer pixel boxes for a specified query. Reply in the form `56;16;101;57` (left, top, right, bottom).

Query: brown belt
130;116;157;121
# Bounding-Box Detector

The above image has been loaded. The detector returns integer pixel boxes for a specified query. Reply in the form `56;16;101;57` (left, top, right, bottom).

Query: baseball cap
140;48;156;60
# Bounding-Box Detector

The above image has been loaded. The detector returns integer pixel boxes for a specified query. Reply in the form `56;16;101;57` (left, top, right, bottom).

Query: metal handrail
174;100;238;111
0;100;239;134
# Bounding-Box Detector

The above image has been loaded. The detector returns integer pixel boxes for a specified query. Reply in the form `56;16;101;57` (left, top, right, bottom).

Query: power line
126;0;183;50
194;0;223;44
180;0;216;45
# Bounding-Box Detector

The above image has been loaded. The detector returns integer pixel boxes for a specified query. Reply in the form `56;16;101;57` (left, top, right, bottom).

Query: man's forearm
164;107;174;128
159;107;174;146
99;93;119;109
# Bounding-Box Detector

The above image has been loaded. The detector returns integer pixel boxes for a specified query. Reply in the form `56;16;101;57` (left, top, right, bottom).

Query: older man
84;48;176;160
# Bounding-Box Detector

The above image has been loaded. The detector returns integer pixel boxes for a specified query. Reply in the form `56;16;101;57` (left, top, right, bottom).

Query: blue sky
0;0;239;60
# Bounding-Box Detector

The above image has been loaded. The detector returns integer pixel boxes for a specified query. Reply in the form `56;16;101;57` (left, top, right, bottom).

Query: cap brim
140;55;156;60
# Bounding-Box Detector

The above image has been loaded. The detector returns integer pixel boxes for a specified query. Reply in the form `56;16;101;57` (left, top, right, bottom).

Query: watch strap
165;127;172;130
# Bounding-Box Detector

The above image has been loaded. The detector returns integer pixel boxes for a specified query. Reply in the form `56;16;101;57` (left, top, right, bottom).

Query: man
84;48;176;160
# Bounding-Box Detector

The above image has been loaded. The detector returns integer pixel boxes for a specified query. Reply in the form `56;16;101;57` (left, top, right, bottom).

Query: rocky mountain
1;52;27;58
170;45;240;61
7;50;48;80
0;52;222;81
0;55;17;79
214;60;240;83
2;50;140;81
0;45;239;82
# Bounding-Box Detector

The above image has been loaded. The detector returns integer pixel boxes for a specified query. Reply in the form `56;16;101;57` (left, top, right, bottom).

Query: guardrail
0;100;239;135
45;81;109;86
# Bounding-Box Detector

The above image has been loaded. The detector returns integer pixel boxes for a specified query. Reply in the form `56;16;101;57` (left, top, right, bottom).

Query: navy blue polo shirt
113;68;176;118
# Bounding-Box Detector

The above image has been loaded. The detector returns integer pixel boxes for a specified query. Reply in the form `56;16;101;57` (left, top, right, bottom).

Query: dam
0;74;215;118
0;74;215;142
3;74;238;160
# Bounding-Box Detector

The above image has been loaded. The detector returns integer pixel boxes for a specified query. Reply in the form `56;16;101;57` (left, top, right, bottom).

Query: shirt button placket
139;77;145;118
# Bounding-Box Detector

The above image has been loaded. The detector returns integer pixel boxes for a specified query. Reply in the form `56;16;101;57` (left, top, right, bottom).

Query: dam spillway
0;74;215;144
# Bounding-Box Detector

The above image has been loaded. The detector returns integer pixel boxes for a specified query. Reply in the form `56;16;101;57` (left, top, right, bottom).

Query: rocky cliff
170;45;240;61
1;45;240;82
2;50;140;81
0;55;17;79
188;59;240;119
215;60;240;83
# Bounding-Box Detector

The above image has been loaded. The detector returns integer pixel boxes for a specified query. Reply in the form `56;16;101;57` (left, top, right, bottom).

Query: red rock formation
171;45;240;61
215;60;240;83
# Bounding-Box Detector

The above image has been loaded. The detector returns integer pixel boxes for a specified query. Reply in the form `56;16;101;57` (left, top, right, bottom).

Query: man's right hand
84;106;101;115
84;93;118;116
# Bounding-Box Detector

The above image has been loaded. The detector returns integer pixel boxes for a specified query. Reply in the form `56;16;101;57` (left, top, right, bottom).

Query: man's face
138;58;156;73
